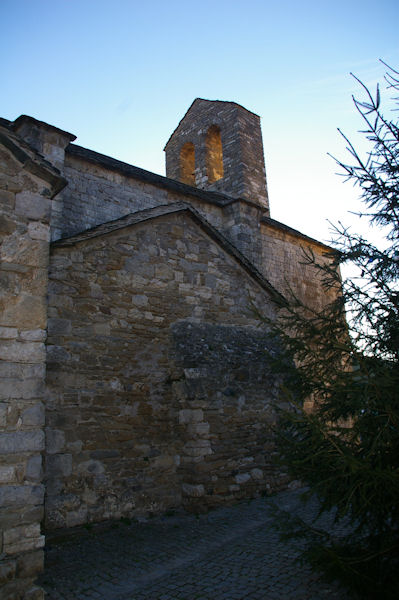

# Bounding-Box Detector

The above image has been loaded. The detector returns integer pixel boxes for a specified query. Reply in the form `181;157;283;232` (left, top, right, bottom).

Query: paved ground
39;489;351;600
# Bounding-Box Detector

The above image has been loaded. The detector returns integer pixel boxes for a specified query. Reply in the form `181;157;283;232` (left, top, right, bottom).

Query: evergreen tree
267;63;399;599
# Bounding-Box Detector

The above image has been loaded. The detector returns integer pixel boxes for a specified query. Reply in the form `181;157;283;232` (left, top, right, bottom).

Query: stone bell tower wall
164;99;269;213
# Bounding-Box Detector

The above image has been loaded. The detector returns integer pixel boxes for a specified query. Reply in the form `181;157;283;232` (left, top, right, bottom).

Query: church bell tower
164;98;270;214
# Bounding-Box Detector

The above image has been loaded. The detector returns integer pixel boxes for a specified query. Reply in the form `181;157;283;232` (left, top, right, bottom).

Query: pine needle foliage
265;63;399;599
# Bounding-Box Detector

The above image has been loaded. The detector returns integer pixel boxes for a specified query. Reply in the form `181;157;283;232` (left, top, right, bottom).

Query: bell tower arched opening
180;142;196;185
206;125;224;183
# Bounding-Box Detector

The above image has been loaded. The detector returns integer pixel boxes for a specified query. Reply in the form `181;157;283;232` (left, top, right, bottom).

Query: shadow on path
39;489;351;600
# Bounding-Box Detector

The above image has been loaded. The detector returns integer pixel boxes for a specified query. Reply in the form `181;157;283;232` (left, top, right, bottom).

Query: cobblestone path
39;489;350;599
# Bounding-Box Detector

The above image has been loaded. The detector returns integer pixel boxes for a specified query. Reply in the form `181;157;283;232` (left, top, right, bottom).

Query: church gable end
45;210;283;528
0;99;337;598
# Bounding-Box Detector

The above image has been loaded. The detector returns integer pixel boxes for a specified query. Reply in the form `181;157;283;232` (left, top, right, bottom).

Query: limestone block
89;283;103;299
76;459;104;475
0;465;16;483
0;403;7;426
0;484;44;507
0;327;18;339
93;322;110;335
19;329;46;342
0;559;16;585
178;409;203;424
3;523;44;555
235;473;251;485
153;455;174;468
47;318;71;336
180;281;198;294
183;440;212;457
154;264;174;280
240;456;255;466
43;141;65;165
184;367;207;379
1;234;49;268
28;222;50;241
15;192;51;221
251;468;264;480
182;483;205;497
186;422;210;436
25;455;42;482
45;429;65;454
0;430;44;454
67;440;83;453
0;340;45;363
131;294;148;307
0;215;17;236
46;345;70;363
45;454;72;478
47;293;73;309
0;378;44;401
0;190;15;209
147;278;167;290
1;295;47;330
171;381;186;401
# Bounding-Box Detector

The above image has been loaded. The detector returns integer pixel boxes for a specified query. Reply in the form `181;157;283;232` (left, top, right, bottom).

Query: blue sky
1;0;398;243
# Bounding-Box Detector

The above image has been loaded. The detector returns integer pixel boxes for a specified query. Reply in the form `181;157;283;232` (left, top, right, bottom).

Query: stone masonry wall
59;154;171;239
11;116;75;243
171;320;286;510
0;133;56;599
45;211;282;529
58;153;331;314
165;99;269;211
260;222;336;311
57;153;267;271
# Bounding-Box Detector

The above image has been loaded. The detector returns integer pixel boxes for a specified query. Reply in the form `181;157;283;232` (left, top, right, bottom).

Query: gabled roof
0;123;67;197
52;202;287;306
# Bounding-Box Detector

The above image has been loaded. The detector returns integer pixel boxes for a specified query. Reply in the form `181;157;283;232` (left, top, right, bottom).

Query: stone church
0;99;333;598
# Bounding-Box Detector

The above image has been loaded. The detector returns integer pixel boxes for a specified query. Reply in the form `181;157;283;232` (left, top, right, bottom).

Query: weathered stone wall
59;153;171;239
165;99;269;211
0;106;340;597
45;210;283;529
57;152;267;270
171;321;286;510
11;116;75;242
0;126;62;599
58;151;331;311
259;221;335;310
